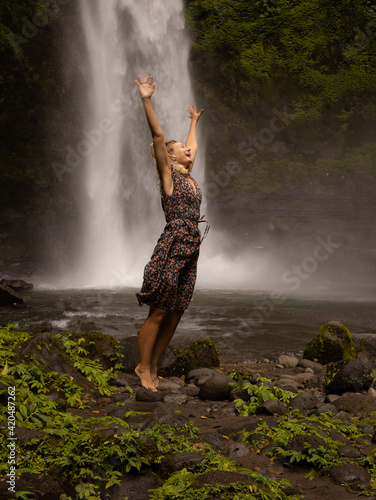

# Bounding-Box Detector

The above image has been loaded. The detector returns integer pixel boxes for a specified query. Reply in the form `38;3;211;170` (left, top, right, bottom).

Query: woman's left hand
187;103;204;122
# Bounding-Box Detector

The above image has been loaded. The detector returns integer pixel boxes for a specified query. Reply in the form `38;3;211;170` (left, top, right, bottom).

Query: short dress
136;166;206;312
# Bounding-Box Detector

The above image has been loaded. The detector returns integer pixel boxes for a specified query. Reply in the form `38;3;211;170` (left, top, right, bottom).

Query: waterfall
73;0;203;288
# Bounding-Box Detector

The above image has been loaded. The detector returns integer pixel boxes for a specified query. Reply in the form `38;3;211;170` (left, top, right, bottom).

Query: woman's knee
149;307;170;325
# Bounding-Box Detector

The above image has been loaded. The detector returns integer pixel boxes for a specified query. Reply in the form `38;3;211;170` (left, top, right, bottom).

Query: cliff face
1;0;376;282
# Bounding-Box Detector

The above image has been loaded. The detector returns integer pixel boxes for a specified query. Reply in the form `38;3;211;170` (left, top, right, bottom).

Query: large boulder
0;279;33;291
119;333;220;377
324;359;375;394
303;321;356;365
0;284;24;306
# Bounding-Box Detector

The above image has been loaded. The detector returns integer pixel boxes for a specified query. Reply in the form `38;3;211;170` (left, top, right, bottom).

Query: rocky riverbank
0;324;375;499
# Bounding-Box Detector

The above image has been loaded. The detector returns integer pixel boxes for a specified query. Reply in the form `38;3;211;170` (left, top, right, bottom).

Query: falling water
73;0;203;288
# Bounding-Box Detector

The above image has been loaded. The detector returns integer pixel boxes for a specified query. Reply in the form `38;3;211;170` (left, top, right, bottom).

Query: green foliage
230;376;297;416
149;466;299;499
185;0;376;202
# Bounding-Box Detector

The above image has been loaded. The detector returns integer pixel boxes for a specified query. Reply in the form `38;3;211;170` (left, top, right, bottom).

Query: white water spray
72;0;203;288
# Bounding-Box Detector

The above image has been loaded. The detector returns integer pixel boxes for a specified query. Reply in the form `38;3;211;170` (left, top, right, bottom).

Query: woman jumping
134;74;207;392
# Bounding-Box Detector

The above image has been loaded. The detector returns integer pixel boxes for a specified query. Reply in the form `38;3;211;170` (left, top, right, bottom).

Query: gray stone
200;433;229;452
290;391;319;413
186;368;215;386
297;359;324;373
324;359;375;394
162;452;206;474
157;379;183;391
325;394;341;403
278;354;299;368
316;403;337;414
199;374;234;401
255;399;288;416
337;445;361;458
135;388;164;402
182;385;200;397
162;392;189;405
333;411;352;422
330;464;371;486
332;393;376;417
222;442;250;459
109;474;159;500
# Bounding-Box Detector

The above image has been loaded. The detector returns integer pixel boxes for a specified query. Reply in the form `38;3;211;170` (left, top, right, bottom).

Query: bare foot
135;365;157;392
151;366;159;388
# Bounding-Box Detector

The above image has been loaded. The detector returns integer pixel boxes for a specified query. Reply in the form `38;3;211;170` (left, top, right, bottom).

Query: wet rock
290;391;319;413
316;403;337;414
113;372;138;387
274;383;299;393
200;432;229;452
182;385;200;397
324;359;374;394
332;393;376;417
16;332;97;395
195;470;254;488
249;372;262;383
140;406;189;429
230;387;250;401
162;391;189;404
215;401;238;417
255;399;288;416
297;359;324;373
278;354;299;368
325;394;341;403
157;378;183;391
333;410;352;422
222;441;250;458
110;392;132;403
158;334;220;377
288;435;328;455
0;284;24;306
185;368;215;386
352;333;376;364
303;321;356;365
161;452;206;475
108;474;160;500
330;463;371;486
199;374;234;401
0;278;33;291
337;445;361;458
135;388;164;402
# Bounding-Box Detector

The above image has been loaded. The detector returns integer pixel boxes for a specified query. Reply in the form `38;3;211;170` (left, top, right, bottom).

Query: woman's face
170;142;192;167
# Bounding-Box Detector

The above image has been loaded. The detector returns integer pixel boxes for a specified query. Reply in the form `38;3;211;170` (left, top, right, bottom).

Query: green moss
159;339;220;378
303;321;356;365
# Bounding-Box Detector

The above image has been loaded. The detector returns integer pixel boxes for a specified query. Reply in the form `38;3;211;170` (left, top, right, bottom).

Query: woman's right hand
135;74;156;99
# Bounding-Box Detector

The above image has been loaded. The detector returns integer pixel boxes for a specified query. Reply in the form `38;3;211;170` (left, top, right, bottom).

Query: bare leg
135;306;168;392
150;310;184;385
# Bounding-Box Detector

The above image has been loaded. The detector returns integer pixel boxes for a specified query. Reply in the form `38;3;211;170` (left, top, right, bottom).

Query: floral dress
136;166;207;312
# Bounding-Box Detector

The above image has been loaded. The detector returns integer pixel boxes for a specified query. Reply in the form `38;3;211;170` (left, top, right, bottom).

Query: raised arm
135;75;172;194
186;104;204;167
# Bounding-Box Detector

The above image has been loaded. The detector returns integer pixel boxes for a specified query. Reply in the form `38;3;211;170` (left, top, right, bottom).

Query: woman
134;74;207;392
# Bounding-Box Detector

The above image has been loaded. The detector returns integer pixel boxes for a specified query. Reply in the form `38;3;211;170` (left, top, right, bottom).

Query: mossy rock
67;332;123;370
303;321;356;365
159;337;220;378
324;359;374;394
